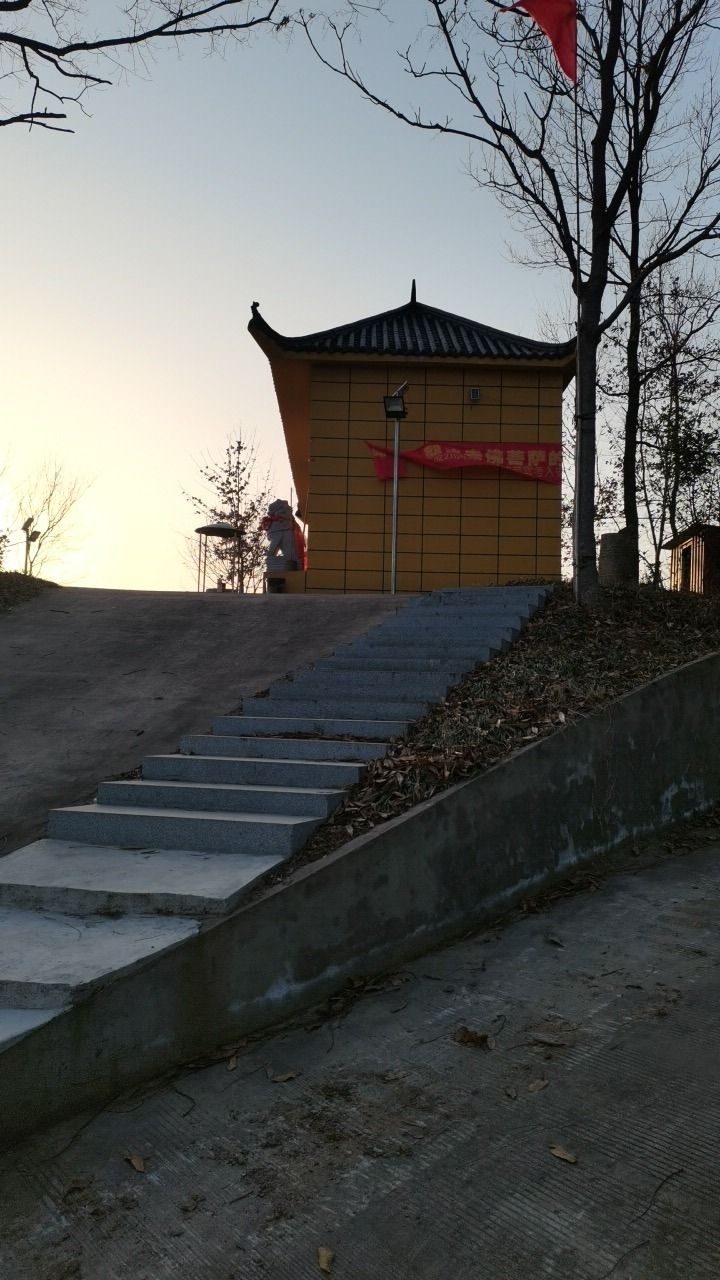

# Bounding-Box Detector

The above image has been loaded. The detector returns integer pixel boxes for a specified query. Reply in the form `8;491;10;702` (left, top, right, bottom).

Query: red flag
505;0;577;82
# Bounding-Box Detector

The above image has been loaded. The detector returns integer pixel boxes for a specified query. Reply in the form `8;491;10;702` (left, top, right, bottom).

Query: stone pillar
598;529;637;586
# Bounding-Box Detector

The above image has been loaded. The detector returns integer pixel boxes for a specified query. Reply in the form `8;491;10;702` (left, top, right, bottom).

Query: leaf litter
452;1026;496;1050
253;585;720;886
318;1245;335;1274
549;1144;578;1164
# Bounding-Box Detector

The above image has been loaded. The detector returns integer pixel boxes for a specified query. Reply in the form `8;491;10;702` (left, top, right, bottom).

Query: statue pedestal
262;500;307;593
265;566;306;594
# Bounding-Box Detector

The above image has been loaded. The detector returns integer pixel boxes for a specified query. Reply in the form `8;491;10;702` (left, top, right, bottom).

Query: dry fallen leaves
124;1154;145;1173
318;1245;335;1274
549;1144;577;1164
531;1032;570;1048
528;1078;549;1093
271;1071;300;1084
453;1025;496;1050
286;585;720;878
209;1036;248;1064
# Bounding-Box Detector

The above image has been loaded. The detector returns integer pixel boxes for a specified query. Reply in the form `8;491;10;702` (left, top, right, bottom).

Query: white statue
262;499;304;570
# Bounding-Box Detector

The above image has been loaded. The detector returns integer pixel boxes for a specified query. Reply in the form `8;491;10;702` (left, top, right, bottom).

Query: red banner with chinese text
366;440;561;485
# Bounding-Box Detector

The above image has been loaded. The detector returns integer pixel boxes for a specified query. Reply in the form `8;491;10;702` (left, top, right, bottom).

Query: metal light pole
383;383;408;595
194;522;241;592
21;516;39;576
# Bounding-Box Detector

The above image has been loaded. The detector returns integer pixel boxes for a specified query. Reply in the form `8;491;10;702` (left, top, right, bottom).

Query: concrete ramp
0;588;403;855
0;586;551;1139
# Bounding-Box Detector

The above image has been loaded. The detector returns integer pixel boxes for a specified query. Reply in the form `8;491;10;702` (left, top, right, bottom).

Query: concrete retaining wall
4;651;719;1140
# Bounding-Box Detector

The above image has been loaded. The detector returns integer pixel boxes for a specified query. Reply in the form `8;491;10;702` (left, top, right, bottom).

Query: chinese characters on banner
366;440;562;485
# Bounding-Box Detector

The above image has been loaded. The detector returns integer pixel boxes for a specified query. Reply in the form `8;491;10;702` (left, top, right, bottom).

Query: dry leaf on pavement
318;1245;335;1274
271;1071;299;1084
453;1025;496;1050
531;1032;569;1048
549;1144;577;1164
528;1078;549;1093
124;1154;145;1173
226;1054;238;1072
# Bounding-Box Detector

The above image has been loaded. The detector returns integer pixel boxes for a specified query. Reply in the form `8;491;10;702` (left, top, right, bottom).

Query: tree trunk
667;349;682;539
621;291;642;582
573;293;601;601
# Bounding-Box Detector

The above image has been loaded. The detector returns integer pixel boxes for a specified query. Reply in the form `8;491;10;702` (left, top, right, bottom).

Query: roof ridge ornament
410;278;417;304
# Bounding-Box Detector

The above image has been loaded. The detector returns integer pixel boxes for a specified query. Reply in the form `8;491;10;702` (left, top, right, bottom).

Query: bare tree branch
13;461;88;574
0;0;286;129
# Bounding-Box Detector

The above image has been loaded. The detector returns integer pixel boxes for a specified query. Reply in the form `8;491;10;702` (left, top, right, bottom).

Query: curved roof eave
248;298;575;371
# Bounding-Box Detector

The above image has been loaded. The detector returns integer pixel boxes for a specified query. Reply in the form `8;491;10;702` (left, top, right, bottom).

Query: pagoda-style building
249;285;574;593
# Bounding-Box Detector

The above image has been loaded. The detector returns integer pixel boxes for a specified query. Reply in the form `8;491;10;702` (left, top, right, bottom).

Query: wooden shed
663;523;720;594
249;286;575;593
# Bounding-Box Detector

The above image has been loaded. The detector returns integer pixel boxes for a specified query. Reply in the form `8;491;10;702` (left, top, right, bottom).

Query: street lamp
194;521;241;593
383;382;408;595
21;516;40;576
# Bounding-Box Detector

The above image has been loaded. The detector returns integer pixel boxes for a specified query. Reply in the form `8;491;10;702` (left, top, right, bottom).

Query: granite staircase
0;586;549;1060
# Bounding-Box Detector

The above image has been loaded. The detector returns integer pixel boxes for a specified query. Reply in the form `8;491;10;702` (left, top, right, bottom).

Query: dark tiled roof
249;294;575;362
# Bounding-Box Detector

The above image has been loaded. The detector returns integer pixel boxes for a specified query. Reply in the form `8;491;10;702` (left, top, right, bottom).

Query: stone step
277;671;451;698
361;622;517;645
47;805;319;858
404;593;537;608
315;655;465;675
258;694;430;718
0;840;282;917
339;643;492;664
298;657;457;677
424;586;548;606
179;734;386;763
347;636;510;659
144;753;366;788
212;714;408;739
408;604;530;619
0;906;199;1009
98;778;344;818
403;605;529;622
365;618;521;639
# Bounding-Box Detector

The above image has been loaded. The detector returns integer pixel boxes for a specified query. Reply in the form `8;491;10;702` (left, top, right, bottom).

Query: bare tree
558;265;720;584
184;435;273;593
14;461;86;575
630;271;720;581
301;0;720;597
0;0;285;132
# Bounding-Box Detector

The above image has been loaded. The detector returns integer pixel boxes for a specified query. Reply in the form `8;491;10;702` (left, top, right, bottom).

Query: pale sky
1;13;570;590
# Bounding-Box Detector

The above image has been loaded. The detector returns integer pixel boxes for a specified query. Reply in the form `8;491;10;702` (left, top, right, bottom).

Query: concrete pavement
1;818;719;1278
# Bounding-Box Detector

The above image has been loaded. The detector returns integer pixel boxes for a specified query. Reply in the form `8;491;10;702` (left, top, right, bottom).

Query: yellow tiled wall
305;361;563;593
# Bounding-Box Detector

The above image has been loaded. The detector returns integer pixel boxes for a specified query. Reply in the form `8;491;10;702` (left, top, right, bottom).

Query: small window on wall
680;544;692;592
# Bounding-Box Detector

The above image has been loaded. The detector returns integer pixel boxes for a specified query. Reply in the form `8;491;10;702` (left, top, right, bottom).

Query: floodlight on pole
383;382;408;595
21;516;39;576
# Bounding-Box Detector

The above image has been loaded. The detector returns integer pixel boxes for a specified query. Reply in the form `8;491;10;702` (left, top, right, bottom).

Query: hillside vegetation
0;572;58;613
